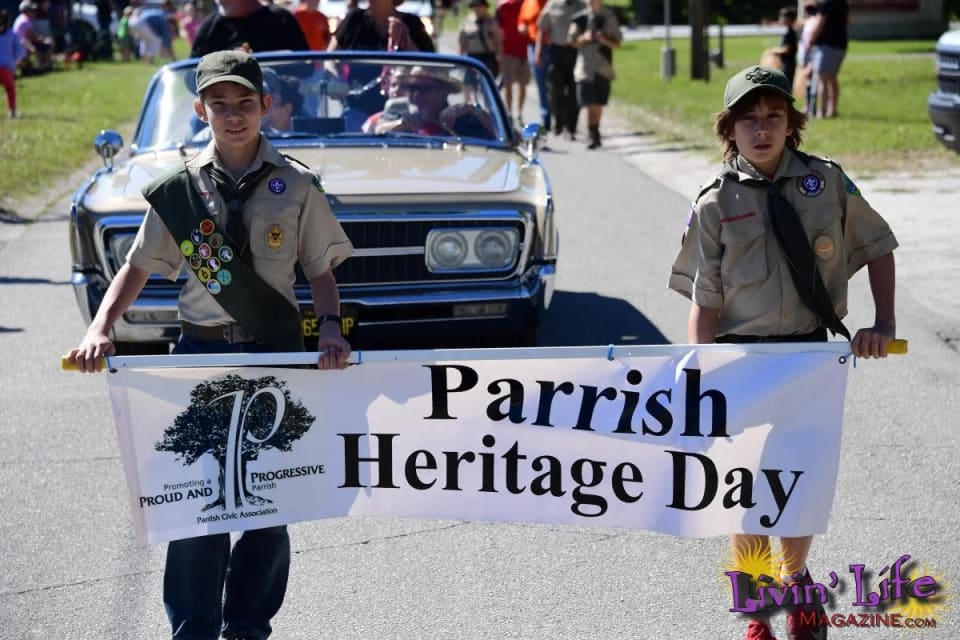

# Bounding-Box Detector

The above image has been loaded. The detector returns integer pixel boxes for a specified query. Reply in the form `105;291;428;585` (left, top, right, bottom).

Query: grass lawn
611;35;960;173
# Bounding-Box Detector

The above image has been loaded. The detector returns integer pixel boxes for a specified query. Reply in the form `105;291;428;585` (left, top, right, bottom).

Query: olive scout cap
196;50;263;94
723;65;794;109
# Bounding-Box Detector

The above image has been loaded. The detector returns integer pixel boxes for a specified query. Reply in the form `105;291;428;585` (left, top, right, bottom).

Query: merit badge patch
218;246;234;263
199;219;215;235
206;280;222;295
189;254;202;270
198;243;212;259
266;224;284;249
190;229;203;244
209;233;224;249
217;269;232;286
796;171;825;197
269;178;286;194
180;240;195;257
207;257;221;272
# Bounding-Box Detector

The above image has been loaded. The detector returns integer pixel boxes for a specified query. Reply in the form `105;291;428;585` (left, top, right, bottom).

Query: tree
155;374;316;511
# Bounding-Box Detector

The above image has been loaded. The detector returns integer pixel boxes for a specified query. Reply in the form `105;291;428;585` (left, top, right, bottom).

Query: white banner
104;344;851;545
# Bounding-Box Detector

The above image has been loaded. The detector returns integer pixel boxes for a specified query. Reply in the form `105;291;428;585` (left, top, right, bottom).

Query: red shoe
785;571;828;640
746;619;777;639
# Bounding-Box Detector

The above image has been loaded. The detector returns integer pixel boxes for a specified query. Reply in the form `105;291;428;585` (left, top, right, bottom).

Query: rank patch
266;224;284;249
814;235;835;260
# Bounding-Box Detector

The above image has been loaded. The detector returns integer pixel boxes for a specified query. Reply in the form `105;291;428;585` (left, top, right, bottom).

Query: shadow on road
538;290;669;346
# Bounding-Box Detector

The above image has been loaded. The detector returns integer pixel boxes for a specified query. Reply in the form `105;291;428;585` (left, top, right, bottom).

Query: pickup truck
929;29;960;153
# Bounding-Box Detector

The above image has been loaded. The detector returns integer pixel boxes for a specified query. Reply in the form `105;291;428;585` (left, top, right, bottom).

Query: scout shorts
501;54;531;86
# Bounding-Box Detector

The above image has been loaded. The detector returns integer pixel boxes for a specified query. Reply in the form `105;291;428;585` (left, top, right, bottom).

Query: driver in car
371;66;495;138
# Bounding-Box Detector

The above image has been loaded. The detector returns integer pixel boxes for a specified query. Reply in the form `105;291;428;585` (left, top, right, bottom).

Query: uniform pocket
720;215;768;287
248;206;298;261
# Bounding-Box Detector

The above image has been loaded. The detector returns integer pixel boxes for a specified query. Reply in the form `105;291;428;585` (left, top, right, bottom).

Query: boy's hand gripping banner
104;344;851;545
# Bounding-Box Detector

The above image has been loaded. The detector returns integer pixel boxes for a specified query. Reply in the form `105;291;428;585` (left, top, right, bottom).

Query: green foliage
0;39;191;209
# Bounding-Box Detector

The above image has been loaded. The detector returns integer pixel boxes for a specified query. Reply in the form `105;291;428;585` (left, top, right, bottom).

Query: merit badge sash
142;166;305;352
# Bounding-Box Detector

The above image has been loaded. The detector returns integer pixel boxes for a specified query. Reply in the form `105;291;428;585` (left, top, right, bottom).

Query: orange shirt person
294;0;331;51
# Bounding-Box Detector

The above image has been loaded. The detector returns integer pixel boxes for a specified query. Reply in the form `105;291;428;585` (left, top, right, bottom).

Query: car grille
937;77;960;95
99;213;529;286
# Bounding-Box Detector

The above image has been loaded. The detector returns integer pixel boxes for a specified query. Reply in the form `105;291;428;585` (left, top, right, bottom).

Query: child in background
178;1;202;50
117;5;135;62
0;9;26;117
668;65;898;640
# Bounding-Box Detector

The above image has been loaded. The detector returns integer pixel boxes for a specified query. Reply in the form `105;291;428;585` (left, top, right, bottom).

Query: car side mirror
520;123;545;161
94;130;124;170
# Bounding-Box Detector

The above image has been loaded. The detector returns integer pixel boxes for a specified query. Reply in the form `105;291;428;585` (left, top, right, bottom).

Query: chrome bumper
71;263;556;344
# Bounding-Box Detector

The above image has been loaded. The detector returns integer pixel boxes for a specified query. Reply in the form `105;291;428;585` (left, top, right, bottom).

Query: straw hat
392;66;463;94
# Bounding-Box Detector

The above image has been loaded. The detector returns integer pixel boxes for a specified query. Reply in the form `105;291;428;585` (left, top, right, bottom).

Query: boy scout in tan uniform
668;65;897;640
68;51;353;640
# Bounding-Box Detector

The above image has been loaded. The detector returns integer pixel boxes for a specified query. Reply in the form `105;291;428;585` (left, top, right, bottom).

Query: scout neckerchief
722;153;851;341
205;162;274;267
142;165;306;352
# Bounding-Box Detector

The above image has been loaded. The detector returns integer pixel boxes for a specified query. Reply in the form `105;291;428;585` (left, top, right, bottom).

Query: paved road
0;61;958;640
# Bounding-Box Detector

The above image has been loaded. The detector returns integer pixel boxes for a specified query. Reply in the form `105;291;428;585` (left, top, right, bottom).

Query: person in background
132;0;176;61
770;6;798;88
177;1;202;49
328;0;434;52
807;0;848;118
668;65;898;640
568;0;619;149
797;2;818;116
535;0;584;140
13;1;53;73
117;5;136;61
496;0;530;128
128;4;166;63
517;0;549;130
67;50;354;640
458;0;501;78
293;0;331;51
190;0;308;57
0;9;26;117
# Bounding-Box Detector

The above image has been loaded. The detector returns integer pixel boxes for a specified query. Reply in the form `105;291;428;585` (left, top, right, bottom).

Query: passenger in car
262;69;305;133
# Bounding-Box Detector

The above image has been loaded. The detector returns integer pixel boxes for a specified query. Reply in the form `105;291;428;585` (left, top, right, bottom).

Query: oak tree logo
155;375;316;512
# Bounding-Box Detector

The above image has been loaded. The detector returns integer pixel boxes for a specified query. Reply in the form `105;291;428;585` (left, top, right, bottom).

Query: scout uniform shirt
668;148;898;337
568;6;621;82
537;0;585;47
127;135;354;326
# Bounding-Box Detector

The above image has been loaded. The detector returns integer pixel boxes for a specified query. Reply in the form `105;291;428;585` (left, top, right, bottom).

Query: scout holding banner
76;343;870;546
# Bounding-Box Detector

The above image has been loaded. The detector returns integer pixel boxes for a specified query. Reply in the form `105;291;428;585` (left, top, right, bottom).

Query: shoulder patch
843;174;861;196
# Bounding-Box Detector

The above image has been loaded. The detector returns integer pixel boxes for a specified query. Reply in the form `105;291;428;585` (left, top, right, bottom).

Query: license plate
301;306;357;337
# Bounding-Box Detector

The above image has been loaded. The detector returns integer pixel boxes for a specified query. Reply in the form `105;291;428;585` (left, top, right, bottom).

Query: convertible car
69;51;558;351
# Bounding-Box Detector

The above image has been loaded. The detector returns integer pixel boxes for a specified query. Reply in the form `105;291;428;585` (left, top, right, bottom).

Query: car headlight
428;231;468;269
474;230;514;268
108;232;137;270
426;227;518;272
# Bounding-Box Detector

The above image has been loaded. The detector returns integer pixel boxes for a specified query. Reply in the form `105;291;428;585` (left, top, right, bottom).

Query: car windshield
134;53;509;151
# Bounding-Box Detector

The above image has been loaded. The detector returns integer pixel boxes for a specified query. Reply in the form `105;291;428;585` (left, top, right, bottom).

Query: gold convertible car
69;51;558;352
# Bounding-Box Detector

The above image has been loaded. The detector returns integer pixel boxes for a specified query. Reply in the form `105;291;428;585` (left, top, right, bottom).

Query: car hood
82;145;525;212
